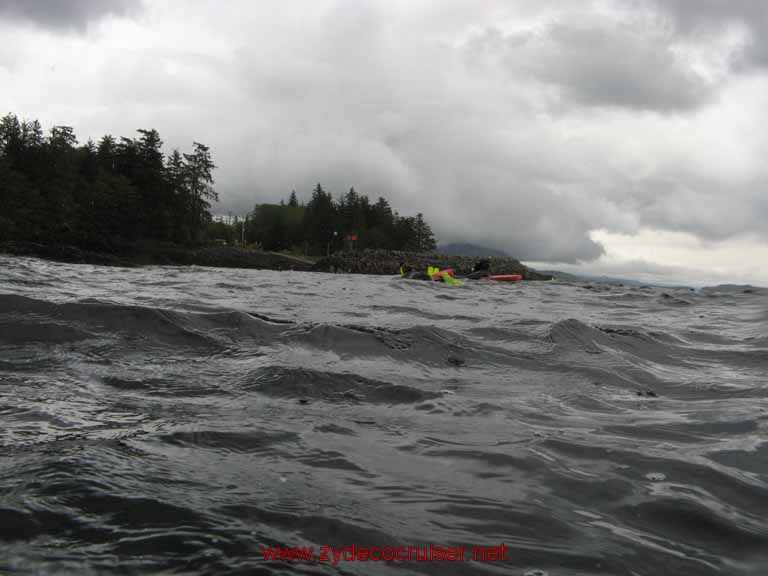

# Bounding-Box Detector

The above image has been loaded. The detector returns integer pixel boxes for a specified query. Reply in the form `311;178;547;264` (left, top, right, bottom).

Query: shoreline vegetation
0;241;552;280
0;113;550;279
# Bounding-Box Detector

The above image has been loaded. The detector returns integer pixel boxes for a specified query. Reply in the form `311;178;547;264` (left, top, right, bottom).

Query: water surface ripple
1;256;767;575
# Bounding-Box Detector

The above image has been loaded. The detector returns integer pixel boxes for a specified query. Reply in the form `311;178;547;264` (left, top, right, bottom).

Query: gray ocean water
1;255;767;575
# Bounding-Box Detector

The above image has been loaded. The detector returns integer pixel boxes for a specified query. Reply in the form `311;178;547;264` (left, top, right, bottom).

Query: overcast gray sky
1;0;766;284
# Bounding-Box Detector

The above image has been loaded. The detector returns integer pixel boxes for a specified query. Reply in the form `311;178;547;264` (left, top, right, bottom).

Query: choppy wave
1;255;767;575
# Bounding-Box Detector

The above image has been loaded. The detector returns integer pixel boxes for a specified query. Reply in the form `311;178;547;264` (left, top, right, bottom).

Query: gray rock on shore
313;250;552;280
0;241;314;271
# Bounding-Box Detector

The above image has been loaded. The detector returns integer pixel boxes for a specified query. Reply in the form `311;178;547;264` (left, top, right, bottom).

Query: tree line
243;185;437;256
0;113;216;251
0;113;437;257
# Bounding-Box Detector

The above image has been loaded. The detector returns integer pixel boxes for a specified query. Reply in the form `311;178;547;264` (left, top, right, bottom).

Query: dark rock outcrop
312;250;552;280
1;242;550;279
0;241;315;271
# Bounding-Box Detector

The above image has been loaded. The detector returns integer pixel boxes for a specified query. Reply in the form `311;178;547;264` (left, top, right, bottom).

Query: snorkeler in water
399;262;462;283
399;262;432;281
462;258;491;280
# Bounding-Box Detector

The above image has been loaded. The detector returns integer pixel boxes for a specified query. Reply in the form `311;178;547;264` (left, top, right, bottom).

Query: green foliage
0;113;217;251
0;112;437;257
247;203;305;251
207;220;238;245
248;187;437;256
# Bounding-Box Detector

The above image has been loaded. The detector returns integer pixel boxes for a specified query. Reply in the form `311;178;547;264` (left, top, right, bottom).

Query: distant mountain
540;270;646;285
539;270;692;289
436;243;509;257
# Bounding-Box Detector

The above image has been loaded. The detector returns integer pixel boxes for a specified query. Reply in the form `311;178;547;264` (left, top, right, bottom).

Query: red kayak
483;274;522;282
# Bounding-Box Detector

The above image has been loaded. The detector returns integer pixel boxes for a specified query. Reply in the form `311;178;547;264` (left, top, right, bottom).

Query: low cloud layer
0;0;766;277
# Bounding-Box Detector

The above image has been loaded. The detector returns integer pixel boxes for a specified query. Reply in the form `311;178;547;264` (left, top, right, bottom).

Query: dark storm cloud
0;0;140;31
643;0;768;67
616;176;768;243
646;0;766;33
466;18;708;112
3;0;766;275
531;23;706;111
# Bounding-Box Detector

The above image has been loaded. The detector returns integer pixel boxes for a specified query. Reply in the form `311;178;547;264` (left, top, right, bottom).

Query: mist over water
1;255;767;575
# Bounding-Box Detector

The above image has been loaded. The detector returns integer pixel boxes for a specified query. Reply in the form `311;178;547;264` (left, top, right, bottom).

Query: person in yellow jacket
440;271;462;285
399;263;460;284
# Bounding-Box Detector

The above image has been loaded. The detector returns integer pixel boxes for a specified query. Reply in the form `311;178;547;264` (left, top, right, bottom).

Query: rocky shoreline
0;242;552;280
0;241;315;271
312;250;553;280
